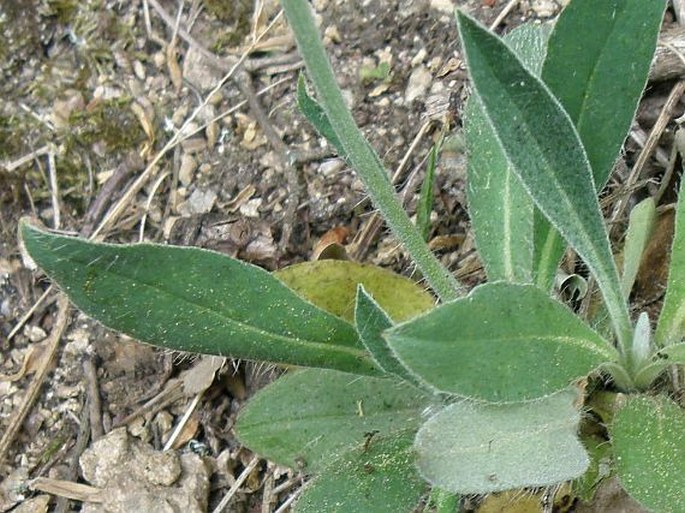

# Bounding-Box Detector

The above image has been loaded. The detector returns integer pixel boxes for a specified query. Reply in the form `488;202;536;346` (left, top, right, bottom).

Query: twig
138;171;170;242
7;286;53;341
54;396;92;513
211;455;261;513
2;144;51;173
83;356;104;441
609;80;685;235
162;390;203;451
273;486;302;513
489;0;519;31
47;145;61;230
80;152;144;238
0;294;70;465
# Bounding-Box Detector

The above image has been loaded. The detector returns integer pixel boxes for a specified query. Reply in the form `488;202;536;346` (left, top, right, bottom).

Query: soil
0;0;682;512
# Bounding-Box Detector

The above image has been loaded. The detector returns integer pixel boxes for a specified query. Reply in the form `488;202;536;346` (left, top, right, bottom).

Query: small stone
239;198;263;218
183;46;222;92
405;65;432;103
178;154;197;186
182;189;217;216
133;60;146;80
319;159;345;177
531;0;559;17
24;325;46;342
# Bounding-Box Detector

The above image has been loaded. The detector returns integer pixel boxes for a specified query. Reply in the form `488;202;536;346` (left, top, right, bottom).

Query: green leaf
416;141;438;242
235;368;431;472
385;282;617;402
456;10;632;350
354;286;421;385
415;388;588;494
21;223;380;376
611;395;685;513
621;198;657;299
296;74;346;157
542;0;666;188
657;176;685;346
274;260;434;323
533;0;665;290
294;431;425;513
654;341;685;364
465;24;549;284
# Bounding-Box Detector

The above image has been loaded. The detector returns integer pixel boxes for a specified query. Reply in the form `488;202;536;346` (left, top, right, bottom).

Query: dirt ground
1;0;683;511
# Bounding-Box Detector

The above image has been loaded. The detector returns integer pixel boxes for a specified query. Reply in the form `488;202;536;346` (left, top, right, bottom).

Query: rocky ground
1;0;683;511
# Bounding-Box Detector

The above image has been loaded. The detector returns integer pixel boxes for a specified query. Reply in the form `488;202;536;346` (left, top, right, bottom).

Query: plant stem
281;0;462;302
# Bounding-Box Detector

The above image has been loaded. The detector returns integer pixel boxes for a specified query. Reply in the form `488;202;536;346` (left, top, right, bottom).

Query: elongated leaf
611;395;685;513
657;176;685;346
297;74;345;157
456;11;632;348
533;0;664;290
354;286;421;385
235;369;431;472
385;282;617;402
543;0;665;188
21;223;380;376
415;388;588;494
294;431;425;513
465;24;549;284
621;198;657;299
275;260;434;323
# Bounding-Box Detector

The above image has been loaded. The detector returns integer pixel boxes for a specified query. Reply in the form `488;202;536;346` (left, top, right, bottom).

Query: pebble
405;65;432;103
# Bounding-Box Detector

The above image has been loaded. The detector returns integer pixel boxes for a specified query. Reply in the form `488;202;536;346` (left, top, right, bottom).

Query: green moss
205;0;253;50
66;97;146;153
45;0;79;24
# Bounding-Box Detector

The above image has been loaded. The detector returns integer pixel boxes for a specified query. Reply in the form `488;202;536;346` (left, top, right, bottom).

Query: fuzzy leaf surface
354;286;421;385
533;0;664;290
415;389;588;493
621;198;656;299
657;176;685;346
296;74;345;156
542;0;665;188
456;11;631;346
611;395;685;513
385;282;617;402
21;224;379;375
294;431;425;513
235;369;431;473
465;24;549;283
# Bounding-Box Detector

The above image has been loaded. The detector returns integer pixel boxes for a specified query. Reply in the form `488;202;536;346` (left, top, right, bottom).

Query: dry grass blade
0;294;70;465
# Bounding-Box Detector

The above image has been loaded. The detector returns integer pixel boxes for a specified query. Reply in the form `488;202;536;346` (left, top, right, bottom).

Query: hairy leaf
294;431;425;513
621;198;657;299
611;395;685;513
354;286;421;385
543;0;666;188
465;24;549;284
657;176;685;346
296;74;345;157
385;282;617;402
21;223;379;375
533;0;664;290
456;11;632;348
415;388;588;493
235;368;431;473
